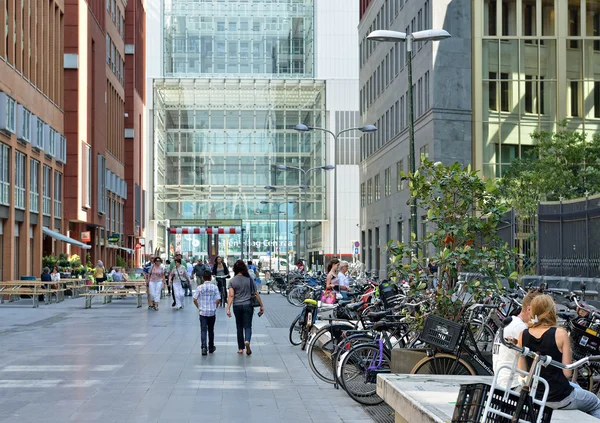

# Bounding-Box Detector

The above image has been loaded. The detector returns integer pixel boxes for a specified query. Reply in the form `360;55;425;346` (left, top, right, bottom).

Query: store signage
81;231;91;242
169;219;243;227
107;234;120;243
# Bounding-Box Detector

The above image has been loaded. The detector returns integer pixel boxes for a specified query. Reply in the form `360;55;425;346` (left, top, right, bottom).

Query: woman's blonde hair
528;294;557;328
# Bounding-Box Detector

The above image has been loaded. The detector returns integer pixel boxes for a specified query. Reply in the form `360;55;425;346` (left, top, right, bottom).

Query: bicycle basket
569;319;600;356
452;383;553;423
419;314;463;352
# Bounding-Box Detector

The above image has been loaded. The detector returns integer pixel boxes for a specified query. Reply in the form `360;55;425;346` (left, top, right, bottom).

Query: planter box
391;348;429;374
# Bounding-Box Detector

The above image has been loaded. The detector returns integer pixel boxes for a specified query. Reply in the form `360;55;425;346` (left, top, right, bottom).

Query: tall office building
63;0;147;267
147;0;360;266
358;0;600;276
0;0;70;280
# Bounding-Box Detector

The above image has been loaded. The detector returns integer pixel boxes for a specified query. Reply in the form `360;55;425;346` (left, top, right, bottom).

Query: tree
387;159;518;321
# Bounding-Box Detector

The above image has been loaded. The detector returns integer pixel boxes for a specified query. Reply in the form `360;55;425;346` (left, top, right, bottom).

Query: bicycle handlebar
499;317;600;370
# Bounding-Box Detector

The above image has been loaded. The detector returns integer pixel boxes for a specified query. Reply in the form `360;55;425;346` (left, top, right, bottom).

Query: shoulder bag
249;277;261;308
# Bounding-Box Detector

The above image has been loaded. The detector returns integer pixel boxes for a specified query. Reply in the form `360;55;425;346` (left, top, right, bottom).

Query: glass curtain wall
163;0;314;78
481;0;600;178
153;78;327;257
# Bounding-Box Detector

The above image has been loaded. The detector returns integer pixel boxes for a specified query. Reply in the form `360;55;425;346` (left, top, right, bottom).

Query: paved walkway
0;291;382;422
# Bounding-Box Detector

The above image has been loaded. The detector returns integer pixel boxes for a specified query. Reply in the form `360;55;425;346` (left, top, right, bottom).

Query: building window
2;95;16;134
594;12;600;51
98;155;106;214
397;159;404;191
361;182;366;207
570;81;580;117
374;174;381;202
523;2;535;38
420;145;429;164
424;72;430;111
367;178;373;204
569;7;580;48
489;72;498;111
397;220;404;244
0;143;9;205
500;73;510;112
595;82;600;118
14;151;26;210
85;144;91;208
30;159;39;213
42;165;51;216
418;78;423;116
384;167;391;197
54;172;62;218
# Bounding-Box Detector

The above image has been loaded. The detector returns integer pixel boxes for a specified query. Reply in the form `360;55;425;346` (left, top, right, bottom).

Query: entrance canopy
169;227;242;234
43;227;91;249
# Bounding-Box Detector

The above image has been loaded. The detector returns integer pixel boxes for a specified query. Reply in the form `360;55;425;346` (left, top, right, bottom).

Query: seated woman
517;294;600;418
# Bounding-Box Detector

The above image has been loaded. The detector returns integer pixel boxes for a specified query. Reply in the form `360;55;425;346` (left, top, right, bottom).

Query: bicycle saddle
345;302;365;312
366;311;389;322
372;320;401;332
337;300;353;308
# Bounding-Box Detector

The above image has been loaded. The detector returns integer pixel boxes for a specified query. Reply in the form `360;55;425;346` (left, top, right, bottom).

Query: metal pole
407;36;418;257
286;197;290;275
277;207;280;272
333;133;338;259
240;228;244;260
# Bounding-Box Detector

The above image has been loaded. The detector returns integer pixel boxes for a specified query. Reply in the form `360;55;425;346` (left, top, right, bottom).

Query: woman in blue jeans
517;295;600;418
226;260;264;355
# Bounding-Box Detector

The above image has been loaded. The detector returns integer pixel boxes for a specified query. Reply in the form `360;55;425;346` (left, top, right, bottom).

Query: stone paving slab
0;293;378;422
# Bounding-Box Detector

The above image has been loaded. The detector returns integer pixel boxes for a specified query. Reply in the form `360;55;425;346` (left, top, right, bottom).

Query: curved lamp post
294;124;377;259
367;29;450;255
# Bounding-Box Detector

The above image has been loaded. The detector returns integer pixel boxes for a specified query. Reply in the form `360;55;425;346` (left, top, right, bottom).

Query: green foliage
499;122;600;214
85;253;92;268
116;255;126;268
388;159;519;321
42;255;57;269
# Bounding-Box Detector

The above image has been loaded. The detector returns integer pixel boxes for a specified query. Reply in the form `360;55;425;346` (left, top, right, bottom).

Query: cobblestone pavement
0;291;391;422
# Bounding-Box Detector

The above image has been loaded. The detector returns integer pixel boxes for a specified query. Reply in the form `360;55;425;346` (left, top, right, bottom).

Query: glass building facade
153;78;327;258
163;0;314;77
476;0;600;178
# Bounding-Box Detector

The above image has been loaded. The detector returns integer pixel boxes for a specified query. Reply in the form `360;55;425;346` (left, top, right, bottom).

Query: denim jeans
547;383;600;418
199;315;216;349
232;304;254;350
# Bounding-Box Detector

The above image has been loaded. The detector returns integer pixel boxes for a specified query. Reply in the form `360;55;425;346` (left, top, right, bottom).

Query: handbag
320;289;337;305
249;277;261;308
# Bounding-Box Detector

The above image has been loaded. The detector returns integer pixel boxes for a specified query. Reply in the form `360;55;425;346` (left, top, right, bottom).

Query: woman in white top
169;258;191;310
337;261;351;300
50;267;61;283
148;258;165;311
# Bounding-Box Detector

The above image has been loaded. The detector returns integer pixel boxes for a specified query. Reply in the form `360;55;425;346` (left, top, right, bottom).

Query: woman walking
94;260;107;283
226;260;264;355
148;257;165;311
170;258;191;310
212;256;230;307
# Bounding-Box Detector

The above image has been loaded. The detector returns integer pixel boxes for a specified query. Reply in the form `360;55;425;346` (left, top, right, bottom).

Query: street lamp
294;124;377;259
367;29;451;255
275;164;334;266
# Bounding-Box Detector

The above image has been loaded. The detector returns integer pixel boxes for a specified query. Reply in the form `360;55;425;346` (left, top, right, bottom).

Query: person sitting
336;261;351;300
517;295;600;418
493;290;540;389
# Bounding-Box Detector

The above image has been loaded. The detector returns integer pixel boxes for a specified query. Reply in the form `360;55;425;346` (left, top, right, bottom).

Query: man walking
193;270;221;356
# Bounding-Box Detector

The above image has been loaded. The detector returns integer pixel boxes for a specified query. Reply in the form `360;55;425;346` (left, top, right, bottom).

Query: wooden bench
65;283;89;298
83;283;147;309
0;281;61;307
377;374;598;423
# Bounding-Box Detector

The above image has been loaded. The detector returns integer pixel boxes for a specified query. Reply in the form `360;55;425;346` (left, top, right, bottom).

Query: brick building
63;0;146;268
0;0;85;280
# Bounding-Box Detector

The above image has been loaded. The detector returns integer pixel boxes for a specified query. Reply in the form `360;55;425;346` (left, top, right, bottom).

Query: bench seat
83;290;147;308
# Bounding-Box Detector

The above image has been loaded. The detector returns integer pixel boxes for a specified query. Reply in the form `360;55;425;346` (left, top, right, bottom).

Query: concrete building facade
359;0;600;277
0;0;72;280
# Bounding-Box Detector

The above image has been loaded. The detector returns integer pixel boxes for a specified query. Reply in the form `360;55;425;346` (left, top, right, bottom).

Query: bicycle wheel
340;344;391;405
411;353;476;375
572;364;595;392
335;335;375;391
288;315;303;346
271;282;281;294
288;286;307;307
307;323;357;383
472;323;496;354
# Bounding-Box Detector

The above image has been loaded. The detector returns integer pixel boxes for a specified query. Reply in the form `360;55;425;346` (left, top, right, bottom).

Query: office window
98;155;106;214
17;106;31;142
489;72;498;111
0;143;9;206
1;95;16;134
500;73;510;112
418;9;422;32
569;7;580;48
85;144;92;208
594;11;600;51
361;182;366;207
395;100;400;133
367;178;373;204
486;0;497;36
523;2;535;38
570;81;580;117
54;172;62;218
424;72;430;111
418;78;423;116
374;174;381;202
400;95;405;130
397;159;404;191
30;159;39;213
424;1;429;30
501;0;515;36
384;167;391;197
14;151;25;210
42;165;51;216
595;82;600;118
